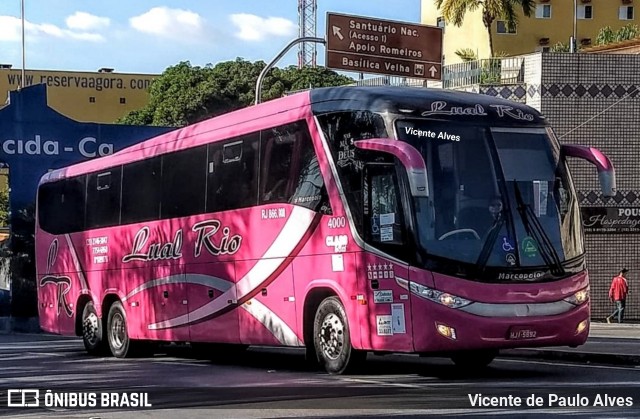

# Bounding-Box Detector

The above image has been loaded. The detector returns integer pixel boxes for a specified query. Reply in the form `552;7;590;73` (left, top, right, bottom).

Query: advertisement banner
581;207;640;234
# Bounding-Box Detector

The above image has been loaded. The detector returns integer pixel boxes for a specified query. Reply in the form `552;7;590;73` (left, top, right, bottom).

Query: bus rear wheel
106;301;150;358
81;301;107;355
313;296;365;374
450;349;498;369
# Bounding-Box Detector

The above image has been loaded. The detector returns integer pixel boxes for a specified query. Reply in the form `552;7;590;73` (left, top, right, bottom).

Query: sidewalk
501;322;640;365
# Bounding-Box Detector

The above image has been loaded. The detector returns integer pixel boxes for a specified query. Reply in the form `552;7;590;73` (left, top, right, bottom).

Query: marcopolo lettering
498;272;545;281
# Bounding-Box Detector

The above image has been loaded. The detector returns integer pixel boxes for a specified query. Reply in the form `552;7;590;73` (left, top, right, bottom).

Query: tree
550;42;571;53
435;0;535;57
596;24;639;46
118;59;354;127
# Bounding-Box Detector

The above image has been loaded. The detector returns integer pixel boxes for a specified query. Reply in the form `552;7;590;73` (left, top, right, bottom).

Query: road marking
499;357;640;371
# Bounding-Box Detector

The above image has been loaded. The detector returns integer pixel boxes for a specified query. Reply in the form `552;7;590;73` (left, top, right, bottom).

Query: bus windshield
396;119;583;278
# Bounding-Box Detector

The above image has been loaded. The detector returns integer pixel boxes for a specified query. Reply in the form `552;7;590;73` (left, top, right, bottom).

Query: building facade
0;67;157;123
422;0;639;64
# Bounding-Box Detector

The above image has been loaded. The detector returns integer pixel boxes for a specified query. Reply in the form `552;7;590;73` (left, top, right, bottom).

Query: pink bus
36;86;615;374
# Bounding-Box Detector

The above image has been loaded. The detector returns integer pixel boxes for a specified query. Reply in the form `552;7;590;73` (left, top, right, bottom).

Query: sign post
325;12;443;80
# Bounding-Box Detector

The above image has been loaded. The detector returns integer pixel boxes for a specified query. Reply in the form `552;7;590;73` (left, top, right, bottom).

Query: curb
500;348;640;366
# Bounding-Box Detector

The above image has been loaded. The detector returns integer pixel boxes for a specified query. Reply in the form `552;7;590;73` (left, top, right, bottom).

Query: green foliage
118;59;354;127
435;0;535;56
550;42;571;53
455;48;478;62
596;24;640;46
0;188;8;226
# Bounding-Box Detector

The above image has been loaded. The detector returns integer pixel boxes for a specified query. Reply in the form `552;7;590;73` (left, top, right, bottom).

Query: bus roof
40;86;545;184
308;86;545;124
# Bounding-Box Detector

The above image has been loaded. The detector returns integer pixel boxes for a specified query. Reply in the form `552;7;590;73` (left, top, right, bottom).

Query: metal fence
443;57;525;89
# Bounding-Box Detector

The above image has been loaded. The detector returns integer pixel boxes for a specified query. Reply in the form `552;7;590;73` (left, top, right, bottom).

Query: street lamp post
570;0;577;53
20;0;25;87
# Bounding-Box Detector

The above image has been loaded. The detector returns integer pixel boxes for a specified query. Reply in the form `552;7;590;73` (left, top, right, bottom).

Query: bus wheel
313;296;365;374
106;301;137;358
450;349;498;369
82;301;107;355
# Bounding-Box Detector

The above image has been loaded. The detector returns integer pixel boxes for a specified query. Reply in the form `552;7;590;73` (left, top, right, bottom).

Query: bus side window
259;126;295;205
364;163;406;255
86;168;121;229
207;134;259;212
161;145;207;219
121;157;161;225
38;176;86;234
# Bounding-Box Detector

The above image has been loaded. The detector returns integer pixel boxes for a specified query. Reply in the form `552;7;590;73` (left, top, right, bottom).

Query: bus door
360;163;413;352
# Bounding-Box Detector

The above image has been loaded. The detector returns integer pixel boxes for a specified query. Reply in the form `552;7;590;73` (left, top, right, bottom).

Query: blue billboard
0;84;173;317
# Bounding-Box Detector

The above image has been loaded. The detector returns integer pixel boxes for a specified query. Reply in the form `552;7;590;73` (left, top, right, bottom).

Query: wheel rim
82;312;99;346
109;312;126;350
318;313;344;360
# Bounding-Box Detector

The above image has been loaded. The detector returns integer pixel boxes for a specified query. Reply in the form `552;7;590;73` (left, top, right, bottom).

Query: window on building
619;6;634;20
496;21;517;34
578;5;593;20
89;97;96;103
535;4;552;19
436;16;445;30
119;97;126;104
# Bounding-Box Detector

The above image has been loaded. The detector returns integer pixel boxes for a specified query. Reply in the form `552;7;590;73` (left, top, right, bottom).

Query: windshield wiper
474;213;505;277
513;181;565;276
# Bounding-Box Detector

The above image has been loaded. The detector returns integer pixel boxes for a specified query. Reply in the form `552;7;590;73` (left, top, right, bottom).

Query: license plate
508;326;537;340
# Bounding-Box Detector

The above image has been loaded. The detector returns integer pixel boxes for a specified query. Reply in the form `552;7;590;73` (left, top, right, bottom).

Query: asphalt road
0;334;639;418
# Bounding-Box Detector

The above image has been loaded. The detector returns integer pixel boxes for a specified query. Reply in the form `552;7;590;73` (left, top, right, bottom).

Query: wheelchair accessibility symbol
502;237;515;252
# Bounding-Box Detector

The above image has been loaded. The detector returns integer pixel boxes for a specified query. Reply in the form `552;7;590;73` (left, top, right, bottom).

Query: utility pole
570;0;577;53
297;0;318;67
21;0;26;87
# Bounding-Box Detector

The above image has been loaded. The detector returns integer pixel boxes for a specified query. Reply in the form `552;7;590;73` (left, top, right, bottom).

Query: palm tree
435;0;535;57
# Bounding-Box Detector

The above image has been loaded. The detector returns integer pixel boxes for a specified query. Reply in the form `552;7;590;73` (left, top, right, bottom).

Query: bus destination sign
326;12;443;80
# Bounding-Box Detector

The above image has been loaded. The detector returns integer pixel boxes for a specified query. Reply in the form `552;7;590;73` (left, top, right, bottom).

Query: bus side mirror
561;144;616;197
354;139;429;197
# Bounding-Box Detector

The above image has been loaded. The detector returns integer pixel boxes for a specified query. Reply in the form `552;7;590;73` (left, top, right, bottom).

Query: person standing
606;268;629;324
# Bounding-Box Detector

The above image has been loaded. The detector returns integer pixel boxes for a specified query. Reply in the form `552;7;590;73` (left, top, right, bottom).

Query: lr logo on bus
7;389;39;407
39;239;73;317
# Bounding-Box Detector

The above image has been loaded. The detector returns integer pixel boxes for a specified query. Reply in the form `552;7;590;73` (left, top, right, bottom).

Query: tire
106;301;147;358
81;301;107;355
313;296;366;374
450;349;498;369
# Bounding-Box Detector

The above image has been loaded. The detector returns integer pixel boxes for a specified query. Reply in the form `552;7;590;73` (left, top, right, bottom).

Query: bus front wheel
81;301;107;355
313;296;365;374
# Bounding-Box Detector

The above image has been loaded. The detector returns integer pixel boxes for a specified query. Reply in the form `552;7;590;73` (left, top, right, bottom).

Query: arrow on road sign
332;26;344;40
429;66;438;77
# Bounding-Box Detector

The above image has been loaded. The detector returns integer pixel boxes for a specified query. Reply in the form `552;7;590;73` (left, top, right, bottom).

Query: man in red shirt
606;268;629;324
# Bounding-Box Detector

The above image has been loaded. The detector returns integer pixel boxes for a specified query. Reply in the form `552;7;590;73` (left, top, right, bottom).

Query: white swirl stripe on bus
241;299;303;346
65;234;88;292
148;206;316;330
122;273;233;302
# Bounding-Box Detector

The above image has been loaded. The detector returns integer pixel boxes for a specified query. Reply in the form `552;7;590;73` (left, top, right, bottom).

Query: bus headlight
563;286;590;306
409;282;472;309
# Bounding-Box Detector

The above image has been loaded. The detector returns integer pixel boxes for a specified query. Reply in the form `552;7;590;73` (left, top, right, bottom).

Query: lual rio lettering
122;228;183;263
122;220;243;263
193;220;242;257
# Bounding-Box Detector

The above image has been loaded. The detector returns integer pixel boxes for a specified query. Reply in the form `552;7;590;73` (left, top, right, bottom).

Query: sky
0;0;421;75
